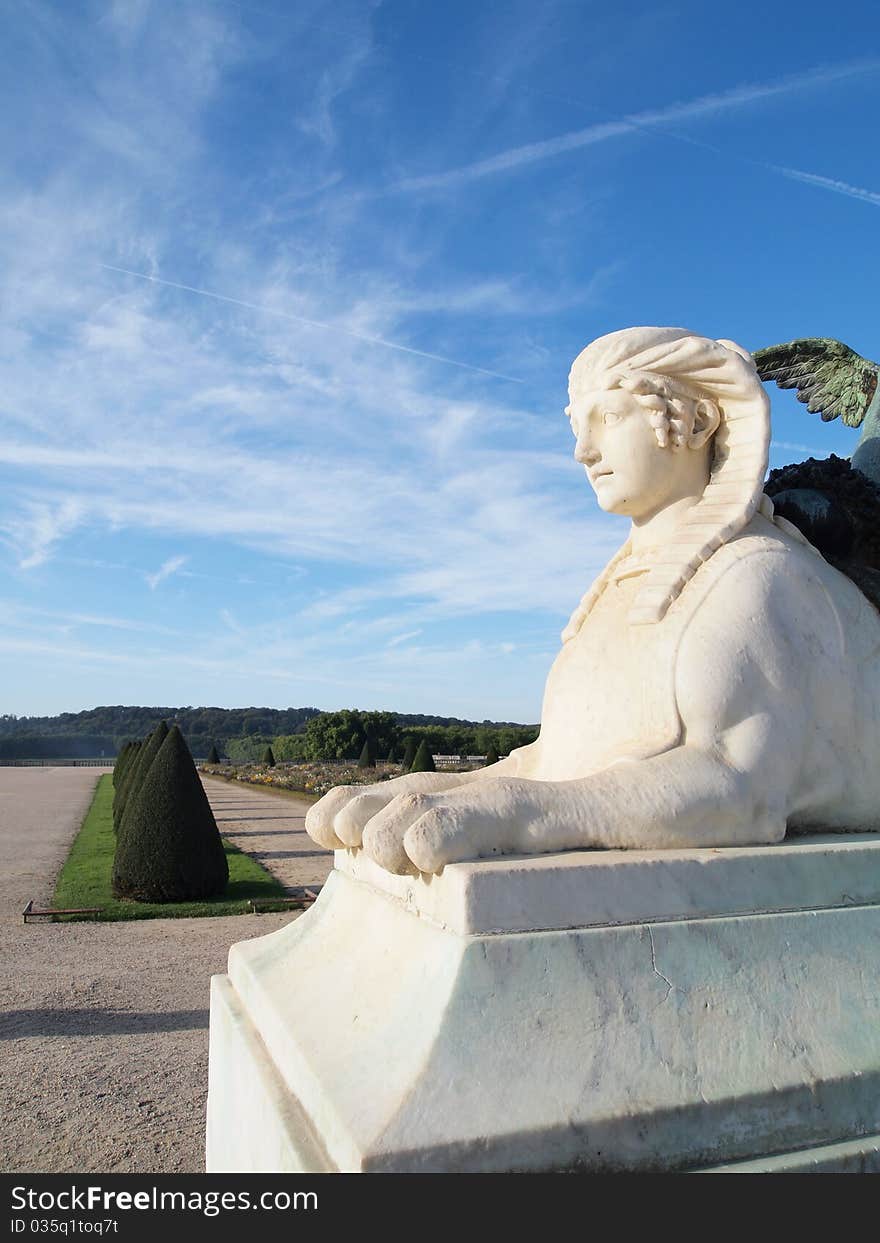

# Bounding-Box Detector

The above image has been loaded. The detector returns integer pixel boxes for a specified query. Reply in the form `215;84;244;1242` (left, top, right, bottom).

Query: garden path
200;775;331;893
1;764;111;917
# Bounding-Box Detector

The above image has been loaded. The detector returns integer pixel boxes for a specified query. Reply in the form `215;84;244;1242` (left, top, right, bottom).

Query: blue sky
2;0;879;722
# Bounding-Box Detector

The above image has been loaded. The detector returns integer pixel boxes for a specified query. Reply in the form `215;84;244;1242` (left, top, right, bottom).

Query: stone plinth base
206;836;880;1172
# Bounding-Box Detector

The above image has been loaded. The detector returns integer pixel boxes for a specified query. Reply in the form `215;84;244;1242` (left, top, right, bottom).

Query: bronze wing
752;337;879;428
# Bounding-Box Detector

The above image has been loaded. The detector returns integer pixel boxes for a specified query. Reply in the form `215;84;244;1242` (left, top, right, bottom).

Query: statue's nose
574;428;599;465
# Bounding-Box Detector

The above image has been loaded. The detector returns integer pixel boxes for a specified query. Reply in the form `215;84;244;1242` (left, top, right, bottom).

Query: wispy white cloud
145;555;189;591
296;27;375;147
386;629;422;647
0;598;180;637
219;607;247;636
20;0;240;185
1;499;86;570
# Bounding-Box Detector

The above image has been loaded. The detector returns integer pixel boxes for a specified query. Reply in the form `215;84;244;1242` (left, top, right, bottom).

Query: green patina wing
752;337;879;428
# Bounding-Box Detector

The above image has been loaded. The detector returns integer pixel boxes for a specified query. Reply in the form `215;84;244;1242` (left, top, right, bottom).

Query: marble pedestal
206;836;880;1172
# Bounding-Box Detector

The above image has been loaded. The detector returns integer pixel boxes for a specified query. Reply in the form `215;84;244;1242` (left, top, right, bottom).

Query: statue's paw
403;780;539;872
361;792;434;874
304;785;359;850
332;789;393;848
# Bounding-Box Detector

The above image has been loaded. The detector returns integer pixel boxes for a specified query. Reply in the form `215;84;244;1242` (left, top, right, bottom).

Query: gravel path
201;775;328;893
0;767;334;1173
3;765;110;915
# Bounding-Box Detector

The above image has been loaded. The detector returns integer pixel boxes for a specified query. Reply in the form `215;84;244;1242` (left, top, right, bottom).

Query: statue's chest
528;573;683;780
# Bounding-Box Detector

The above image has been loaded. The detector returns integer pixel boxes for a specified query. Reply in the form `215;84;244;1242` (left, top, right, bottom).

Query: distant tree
112;725;228;902
362;711;400;759
262;745;276;767
409;739;435;773
303;709;399;761
386;743;397;764
272;734;309;762
206;744;220;764
357;738;376;768
303;710;364;761
225;735;271;764
401;737;417;770
484;744;499;766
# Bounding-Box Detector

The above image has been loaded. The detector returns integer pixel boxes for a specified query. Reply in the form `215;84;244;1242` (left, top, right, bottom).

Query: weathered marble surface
336;833;880;935
207;844;880;1173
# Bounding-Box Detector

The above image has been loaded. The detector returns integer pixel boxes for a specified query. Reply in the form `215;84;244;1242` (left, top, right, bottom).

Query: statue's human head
563;327;771;626
566;362;722;518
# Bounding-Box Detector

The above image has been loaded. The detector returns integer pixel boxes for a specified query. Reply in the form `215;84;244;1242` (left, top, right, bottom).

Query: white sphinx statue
306;325;880;874
210;327;880;1174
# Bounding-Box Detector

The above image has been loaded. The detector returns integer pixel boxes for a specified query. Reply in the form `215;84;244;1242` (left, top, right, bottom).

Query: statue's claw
332;790;393;847
304;785;359;851
362;820;418;874
403;810;452;874
361;792;435;874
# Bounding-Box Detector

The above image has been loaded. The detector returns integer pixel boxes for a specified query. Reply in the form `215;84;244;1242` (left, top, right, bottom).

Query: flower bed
200;760;405;799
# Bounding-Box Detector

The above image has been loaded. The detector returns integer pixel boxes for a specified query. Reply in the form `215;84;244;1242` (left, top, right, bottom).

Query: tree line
0;705;321;742
231;710;538;764
0;706;538;761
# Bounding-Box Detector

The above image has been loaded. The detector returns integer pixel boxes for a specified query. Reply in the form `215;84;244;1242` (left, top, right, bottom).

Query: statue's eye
602;409;622;426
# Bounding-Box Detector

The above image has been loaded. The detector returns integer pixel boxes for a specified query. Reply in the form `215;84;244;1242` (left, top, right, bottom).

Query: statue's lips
590;469;613;483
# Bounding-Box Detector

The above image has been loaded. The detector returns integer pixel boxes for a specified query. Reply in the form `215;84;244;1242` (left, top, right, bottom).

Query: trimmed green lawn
53;774;286;920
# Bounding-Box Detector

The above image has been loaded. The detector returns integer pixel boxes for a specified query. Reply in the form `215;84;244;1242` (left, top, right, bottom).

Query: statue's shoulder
705;509;822;579
723;509;812;559
678;510;828;621
678;507;880;662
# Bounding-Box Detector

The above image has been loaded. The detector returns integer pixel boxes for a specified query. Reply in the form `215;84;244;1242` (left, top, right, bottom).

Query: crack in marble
647;926;674;1002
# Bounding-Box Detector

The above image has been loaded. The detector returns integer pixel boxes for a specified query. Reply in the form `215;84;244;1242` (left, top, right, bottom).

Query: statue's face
566;384;693;519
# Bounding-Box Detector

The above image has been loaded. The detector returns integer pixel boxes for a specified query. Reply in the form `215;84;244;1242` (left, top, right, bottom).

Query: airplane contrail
98;264;523;383
768;165;880;207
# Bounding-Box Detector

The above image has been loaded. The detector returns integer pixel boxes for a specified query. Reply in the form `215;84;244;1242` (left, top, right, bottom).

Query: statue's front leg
361;741;790;874
362;778;577;874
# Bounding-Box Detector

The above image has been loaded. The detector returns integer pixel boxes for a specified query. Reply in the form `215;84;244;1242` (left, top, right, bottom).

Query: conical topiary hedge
409;739;435;773
401;737;417;771
113;740;140;810
113;741;135;788
115;721;168;834
484;744;499;766
357;738;376;768
262;745;276;767
206;743;220;764
113;741;140;831
112;724;229;902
